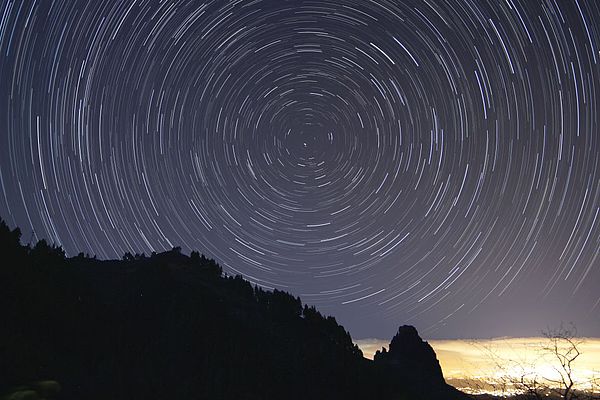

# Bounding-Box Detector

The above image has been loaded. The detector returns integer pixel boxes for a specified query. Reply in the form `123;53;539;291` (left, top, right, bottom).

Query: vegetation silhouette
0;219;469;400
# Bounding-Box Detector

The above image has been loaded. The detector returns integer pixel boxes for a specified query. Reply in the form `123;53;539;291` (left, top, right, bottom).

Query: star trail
0;0;599;339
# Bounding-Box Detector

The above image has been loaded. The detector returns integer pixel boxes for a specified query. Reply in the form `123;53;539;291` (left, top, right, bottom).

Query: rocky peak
374;325;445;387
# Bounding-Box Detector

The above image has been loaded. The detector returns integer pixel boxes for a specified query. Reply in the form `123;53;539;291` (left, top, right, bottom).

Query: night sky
0;0;599;340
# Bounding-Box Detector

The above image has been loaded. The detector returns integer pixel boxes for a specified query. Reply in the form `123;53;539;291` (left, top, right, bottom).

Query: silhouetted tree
480;323;600;400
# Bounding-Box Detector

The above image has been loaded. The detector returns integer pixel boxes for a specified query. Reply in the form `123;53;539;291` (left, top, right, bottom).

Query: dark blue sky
1;0;599;339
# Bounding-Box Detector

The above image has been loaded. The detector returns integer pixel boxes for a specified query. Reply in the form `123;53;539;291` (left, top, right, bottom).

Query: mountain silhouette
0;218;470;400
374;325;467;399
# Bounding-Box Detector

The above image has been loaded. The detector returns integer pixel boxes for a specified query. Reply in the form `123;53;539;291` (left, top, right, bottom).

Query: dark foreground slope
0;220;469;400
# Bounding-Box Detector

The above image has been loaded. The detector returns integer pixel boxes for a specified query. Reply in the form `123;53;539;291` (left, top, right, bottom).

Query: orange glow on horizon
355;337;600;396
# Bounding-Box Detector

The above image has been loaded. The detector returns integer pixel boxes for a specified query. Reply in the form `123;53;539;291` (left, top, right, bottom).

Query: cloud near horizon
355;337;600;395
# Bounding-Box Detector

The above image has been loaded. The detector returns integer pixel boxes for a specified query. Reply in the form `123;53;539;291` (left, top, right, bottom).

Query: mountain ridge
0;219;470;400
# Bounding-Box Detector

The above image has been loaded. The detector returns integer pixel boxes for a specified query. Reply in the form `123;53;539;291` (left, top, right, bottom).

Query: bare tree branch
477;323;596;400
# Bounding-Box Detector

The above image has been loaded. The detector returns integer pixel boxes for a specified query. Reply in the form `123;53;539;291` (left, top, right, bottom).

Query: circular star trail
1;0;599;338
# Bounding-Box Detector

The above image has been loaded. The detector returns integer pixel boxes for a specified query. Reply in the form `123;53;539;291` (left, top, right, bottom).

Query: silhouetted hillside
0;219;470;400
